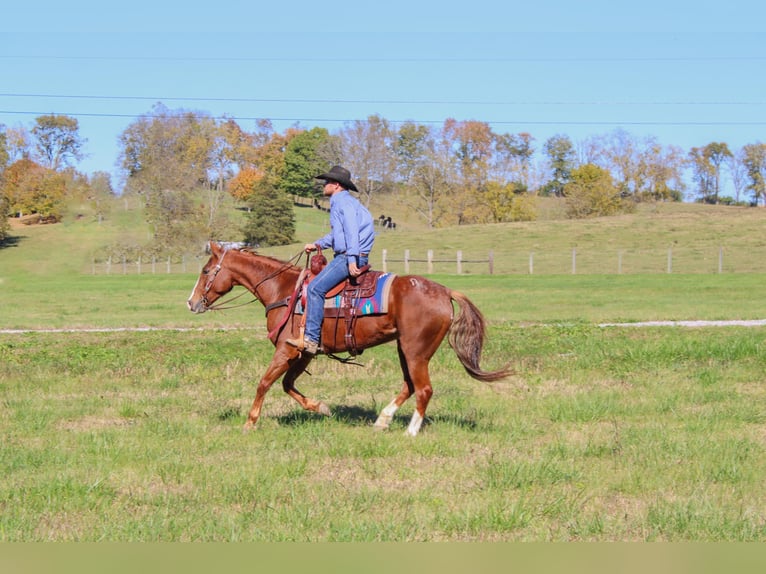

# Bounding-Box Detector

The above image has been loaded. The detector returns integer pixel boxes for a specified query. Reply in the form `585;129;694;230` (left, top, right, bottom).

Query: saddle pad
323;272;396;315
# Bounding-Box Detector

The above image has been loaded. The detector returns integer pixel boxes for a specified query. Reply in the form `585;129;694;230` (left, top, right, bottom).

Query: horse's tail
448;291;513;382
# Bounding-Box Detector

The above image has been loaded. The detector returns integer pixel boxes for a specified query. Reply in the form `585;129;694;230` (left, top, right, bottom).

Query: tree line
2;103;766;249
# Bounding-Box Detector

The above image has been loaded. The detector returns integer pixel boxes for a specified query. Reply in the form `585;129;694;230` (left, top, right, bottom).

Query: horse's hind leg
404;358;433;436
373;380;413;431
281;352;332;417
373;341;434;436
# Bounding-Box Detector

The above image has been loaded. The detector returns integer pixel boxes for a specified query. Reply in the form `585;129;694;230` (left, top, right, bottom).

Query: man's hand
348;260;361;277
304;243;317;253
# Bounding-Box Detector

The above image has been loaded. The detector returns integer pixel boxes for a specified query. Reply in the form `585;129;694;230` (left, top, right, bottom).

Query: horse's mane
235;247;301;271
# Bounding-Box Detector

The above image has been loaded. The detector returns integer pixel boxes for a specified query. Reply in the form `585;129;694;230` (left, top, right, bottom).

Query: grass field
2;200;766;541
2;325;765;541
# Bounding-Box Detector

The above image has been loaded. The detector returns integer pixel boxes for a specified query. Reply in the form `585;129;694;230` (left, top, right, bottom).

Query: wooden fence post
427;250;433;274
572;248;577;274
718;247;723;273
667;248;672;274
404;249;410;274
457;250;463;275
529;252;534;274
488;250;494;274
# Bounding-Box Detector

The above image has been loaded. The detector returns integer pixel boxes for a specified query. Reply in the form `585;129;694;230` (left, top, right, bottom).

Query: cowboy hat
316;165;358;192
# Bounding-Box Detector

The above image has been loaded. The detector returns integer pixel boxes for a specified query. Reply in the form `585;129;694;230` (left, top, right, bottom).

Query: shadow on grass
272;404;479;431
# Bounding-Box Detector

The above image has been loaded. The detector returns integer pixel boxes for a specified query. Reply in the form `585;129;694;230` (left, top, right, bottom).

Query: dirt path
2;321;766;335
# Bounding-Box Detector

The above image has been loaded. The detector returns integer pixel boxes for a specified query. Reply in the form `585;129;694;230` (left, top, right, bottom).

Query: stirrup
285;337;305;350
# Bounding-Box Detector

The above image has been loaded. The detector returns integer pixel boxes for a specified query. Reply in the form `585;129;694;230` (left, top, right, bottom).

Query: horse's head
187;242;235;313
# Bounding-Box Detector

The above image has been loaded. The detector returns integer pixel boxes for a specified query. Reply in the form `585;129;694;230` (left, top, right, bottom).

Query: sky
2;0;765;192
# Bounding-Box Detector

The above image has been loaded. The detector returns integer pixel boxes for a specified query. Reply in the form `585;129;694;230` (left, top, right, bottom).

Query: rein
202;248;305;312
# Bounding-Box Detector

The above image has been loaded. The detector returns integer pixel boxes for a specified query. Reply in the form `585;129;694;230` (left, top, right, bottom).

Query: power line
2;109;765;127
1;92;764;107
2;55;765;64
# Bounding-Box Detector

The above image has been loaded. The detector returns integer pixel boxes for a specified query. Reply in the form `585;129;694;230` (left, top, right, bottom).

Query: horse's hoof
372;423;388;432
242;421;256;433
318;403;332;417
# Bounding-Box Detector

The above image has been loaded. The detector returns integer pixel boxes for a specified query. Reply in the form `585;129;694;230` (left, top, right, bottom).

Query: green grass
3;198;766;541
2;326;765;541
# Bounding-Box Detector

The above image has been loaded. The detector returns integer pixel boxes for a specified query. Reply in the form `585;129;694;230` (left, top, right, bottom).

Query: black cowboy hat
316;165;358;192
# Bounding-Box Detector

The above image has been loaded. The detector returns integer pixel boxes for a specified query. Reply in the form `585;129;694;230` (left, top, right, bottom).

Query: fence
90;255;205;275
88;246;766;275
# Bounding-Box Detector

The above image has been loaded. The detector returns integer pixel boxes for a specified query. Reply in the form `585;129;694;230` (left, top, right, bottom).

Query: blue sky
2;1;765;189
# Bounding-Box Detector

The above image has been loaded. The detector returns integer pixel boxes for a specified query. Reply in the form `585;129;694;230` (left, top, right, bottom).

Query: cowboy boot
286;337;318;355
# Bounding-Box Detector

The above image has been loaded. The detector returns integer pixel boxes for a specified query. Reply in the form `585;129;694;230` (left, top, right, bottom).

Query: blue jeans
304;254;368;344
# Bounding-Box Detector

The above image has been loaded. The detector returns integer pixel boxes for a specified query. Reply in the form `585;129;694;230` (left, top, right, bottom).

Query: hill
3;196;766;277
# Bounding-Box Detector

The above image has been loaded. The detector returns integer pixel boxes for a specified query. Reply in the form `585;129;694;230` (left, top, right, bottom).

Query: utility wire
2;109;764;127
1;93;764;107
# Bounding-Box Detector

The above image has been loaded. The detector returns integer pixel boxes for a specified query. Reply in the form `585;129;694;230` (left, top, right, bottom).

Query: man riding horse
286;166;375;355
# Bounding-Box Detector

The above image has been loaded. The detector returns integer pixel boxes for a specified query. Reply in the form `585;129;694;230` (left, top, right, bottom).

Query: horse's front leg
244;349;294;431
281;351;332;417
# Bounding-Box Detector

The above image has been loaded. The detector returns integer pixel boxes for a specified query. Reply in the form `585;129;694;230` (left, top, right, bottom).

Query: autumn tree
118;104;217;251
336;115;395;207
689;142;732;203
742;143;766;206
227;167;265;202
564;163;626;219
394;122;430;183
405;124;458;228
0;126;9;174
482;181;536;222
88;171;115;224
492;132;534;188
0;194;9;242
31;114;85;170
727;148;748;204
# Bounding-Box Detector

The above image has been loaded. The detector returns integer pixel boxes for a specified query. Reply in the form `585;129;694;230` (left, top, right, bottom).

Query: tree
118;104;217;251
31;114;85;170
227;167;265;202
689;142;732;203
482;181;536;222
742;143;766;206
727;148;748;204
406;125;457;228
242;179;295;247
394;122;430;183
0;126;9;174
280;127;331;197
0;193;9;242
564;163;626;218
3;158;69;218
336;115;395;207
88;171;115;224
542;134;576;197
492;132;534;187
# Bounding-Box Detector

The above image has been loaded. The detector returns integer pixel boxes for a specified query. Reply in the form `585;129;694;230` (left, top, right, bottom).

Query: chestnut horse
187;242;511;436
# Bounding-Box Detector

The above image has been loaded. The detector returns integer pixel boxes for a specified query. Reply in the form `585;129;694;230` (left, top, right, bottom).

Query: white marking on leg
406;411;424;436
373;399;399;429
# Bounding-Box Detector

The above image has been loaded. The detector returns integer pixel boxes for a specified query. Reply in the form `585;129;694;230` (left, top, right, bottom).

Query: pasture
2;201;766;542
2;322;766;541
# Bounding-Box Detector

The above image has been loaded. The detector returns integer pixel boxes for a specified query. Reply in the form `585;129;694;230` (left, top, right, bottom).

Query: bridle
200;248;304;311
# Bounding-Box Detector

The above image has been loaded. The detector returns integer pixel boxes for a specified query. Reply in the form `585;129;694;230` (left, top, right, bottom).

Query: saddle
304;250;382;355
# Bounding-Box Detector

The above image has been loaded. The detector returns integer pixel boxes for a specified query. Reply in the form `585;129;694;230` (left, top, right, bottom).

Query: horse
187;241;512;436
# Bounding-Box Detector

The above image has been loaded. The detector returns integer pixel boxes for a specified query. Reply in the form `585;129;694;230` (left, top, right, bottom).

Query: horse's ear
208;241;221;256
